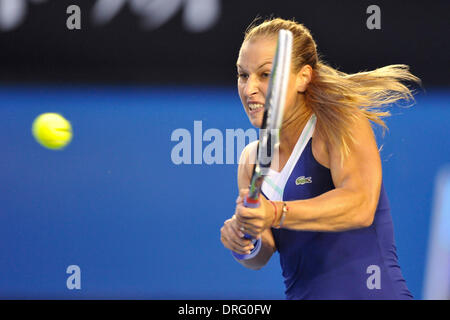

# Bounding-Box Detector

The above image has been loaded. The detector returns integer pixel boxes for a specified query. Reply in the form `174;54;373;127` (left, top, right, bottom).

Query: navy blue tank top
261;115;412;300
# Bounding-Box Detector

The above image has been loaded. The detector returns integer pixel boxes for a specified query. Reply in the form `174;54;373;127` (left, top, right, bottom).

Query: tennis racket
233;29;293;260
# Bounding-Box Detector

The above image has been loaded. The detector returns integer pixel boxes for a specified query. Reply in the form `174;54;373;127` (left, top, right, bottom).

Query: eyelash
237;72;270;80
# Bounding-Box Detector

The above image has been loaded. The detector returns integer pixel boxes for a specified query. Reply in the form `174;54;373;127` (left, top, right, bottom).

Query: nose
244;75;259;98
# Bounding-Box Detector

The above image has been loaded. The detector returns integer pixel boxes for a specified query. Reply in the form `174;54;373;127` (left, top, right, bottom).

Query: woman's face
236;36;299;128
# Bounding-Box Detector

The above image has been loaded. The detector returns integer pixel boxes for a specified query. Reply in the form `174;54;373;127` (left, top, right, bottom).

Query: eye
237;72;248;80
261;72;270;78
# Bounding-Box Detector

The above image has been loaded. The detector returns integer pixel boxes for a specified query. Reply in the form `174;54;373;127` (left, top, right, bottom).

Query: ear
295;65;313;93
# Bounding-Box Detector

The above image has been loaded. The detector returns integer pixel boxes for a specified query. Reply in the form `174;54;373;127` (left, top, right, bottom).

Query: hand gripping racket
233;29;293;260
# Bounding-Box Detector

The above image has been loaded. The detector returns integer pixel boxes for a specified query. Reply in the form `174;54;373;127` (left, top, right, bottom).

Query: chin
249;117;263;128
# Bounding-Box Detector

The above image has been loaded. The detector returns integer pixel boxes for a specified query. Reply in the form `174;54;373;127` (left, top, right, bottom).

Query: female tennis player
220;17;421;300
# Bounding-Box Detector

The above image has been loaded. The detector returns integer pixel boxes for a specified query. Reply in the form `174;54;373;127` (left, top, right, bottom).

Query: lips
248;103;264;115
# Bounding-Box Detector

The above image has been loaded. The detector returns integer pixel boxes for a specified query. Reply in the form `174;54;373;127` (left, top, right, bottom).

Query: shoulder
238;140;258;164
311;123;331;169
313;115;379;170
327;115;382;215
328;115;379;165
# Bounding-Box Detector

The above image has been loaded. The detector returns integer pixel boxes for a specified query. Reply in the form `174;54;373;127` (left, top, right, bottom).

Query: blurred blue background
0;0;449;300
0;86;449;299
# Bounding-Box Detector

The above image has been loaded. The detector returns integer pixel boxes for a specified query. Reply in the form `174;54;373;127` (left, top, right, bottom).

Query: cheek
237;82;243;95
238;84;246;105
260;79;270;99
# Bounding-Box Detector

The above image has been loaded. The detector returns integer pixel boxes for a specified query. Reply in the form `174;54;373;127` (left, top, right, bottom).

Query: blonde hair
243;17;421;164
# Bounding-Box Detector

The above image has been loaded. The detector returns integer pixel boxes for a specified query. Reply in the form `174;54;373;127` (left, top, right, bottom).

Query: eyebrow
236;61;272;71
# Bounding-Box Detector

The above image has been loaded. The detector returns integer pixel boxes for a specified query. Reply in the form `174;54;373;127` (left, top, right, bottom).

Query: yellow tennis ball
32;113;73;150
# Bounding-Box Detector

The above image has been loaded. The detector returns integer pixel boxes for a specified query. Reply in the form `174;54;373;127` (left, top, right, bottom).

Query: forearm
275;188;373;232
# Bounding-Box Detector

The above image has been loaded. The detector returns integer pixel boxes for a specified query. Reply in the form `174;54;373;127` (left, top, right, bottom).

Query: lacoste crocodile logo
295;176;312;185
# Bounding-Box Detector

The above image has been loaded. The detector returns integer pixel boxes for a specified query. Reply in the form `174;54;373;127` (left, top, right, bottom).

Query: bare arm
274;116;382;231
235;116;383;235
223;141;276;270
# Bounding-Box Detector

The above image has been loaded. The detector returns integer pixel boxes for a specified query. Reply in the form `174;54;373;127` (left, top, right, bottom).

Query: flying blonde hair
243;17;421;165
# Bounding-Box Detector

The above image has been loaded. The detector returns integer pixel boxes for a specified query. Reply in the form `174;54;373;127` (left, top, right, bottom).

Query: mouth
248;103;264;115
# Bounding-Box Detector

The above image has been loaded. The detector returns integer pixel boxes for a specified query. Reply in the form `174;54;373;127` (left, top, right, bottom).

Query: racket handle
232;195;261;260
243;195;260;208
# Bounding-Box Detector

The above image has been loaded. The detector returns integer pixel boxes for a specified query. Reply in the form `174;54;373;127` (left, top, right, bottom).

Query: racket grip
243;195;260;208
232;238;262;260
232;195;261;260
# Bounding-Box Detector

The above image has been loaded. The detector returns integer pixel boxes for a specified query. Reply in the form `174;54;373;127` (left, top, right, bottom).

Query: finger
223;237;246;254
241;241;256;254
234;207;261;238
230;224;254;248
223;233;253;254
235;204;255;220
232;237;255;255
235;217;257;238
225;220;251;244
243;219;265;238
243;227;259;239
235;206;265;231
231;234;252;249
234;217;249;236
230;219;245;238
233;244;253;255
234;221;257;240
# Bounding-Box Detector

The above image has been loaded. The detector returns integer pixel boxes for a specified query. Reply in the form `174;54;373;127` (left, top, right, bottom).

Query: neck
279;95;312;154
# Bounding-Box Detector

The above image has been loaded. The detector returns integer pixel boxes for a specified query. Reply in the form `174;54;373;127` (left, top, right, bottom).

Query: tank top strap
261;114;317;201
